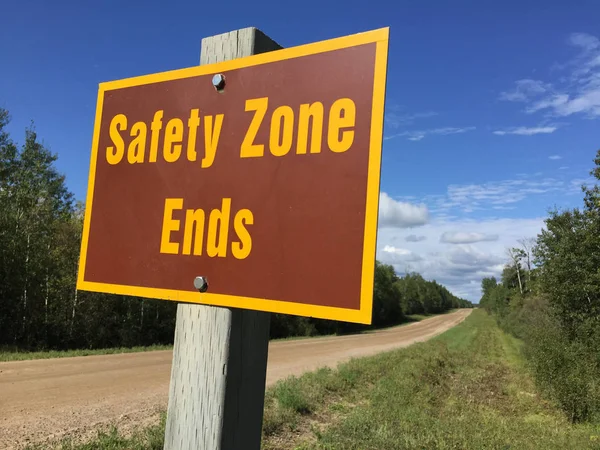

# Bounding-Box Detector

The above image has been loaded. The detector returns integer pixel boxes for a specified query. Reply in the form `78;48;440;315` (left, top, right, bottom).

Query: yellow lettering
232;209;253;259
297;102;323;154
269;106;294;157
182;209;205;255
160;198;182;254
106;114;127;165
328;98;356;153
202;114;224;168
163;118;183;163
241;97;268;158
187;108;200;162
149;110;164;163
206;198;231;257
127;122;146;164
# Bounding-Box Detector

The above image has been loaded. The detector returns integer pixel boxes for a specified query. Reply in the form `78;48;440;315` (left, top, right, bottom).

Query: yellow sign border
77;27;389;325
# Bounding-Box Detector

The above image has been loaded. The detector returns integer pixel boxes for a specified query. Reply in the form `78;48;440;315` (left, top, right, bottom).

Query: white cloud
499;79;550;102
569;32;600;52
385;126;475;141
383;245;411;255
445;178;559;209
559;166;569;170
440;232;499;244
493;126;557;136
541;91;600;117
378;192;429;228
420;173;572;215
568;176;597;194
385;110;438;129
405;234;427;242
526;94;570;114
377;216;546;301
501;32;600;119
381;245;423;263
549;155;562;160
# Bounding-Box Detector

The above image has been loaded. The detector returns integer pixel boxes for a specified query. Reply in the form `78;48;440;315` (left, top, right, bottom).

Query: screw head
212;74;225;91
193;276;209;293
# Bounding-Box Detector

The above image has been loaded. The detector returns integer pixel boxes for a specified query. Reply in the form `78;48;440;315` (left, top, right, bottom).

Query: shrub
522;299;600;422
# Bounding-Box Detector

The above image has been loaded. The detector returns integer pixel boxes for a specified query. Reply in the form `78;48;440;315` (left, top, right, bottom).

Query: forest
480;148;600;423
0;107;472;352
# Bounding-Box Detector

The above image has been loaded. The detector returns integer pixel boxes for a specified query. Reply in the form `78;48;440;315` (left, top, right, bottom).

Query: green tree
479;276;498;309
534;151;600;329
372;261;403;326
0;108;20;345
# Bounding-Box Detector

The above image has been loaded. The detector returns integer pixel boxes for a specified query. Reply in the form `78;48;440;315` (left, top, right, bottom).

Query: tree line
480;149;600;423
0;108;471;352
271;263;473;339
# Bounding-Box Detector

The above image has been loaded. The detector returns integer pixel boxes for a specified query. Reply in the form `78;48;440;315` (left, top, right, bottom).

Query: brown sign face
77;28;389;324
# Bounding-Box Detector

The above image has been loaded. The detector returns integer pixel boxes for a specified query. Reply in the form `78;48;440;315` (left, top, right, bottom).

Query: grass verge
261;309;600;449
31;309;597;450
0;344;172;362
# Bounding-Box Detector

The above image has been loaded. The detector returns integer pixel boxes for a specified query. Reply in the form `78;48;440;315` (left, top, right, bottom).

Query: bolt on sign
77;28;389;324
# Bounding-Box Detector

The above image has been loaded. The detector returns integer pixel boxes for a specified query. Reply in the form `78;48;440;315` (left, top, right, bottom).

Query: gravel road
0;309;471;449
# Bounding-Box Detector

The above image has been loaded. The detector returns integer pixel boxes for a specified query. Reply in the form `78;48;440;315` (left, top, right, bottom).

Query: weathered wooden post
162;28;283;450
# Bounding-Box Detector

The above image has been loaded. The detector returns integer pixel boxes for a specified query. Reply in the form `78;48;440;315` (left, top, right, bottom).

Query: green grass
260;309;600;449
32;309;598;450
0;344;172;362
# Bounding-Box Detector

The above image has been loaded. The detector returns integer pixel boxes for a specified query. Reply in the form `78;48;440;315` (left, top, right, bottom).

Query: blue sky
2;1;599;301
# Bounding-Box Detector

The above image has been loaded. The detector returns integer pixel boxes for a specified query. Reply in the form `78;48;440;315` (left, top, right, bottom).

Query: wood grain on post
163;28;282;450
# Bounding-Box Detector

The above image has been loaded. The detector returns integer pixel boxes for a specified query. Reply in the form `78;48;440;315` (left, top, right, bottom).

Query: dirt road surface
0;309;471;449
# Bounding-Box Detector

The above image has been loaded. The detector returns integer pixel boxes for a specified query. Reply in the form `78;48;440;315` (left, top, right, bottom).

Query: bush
522;299;600;422
273;379;313;414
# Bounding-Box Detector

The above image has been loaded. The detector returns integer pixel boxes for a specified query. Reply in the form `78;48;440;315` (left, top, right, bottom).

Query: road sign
77;28;389;324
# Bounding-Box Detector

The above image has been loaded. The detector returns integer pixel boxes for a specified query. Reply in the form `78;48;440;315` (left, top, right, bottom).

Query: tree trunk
70;258;79;339
45;270;49;346
45;242;50;347
21;233;30;339
70;288;78;339
518;238;534;288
